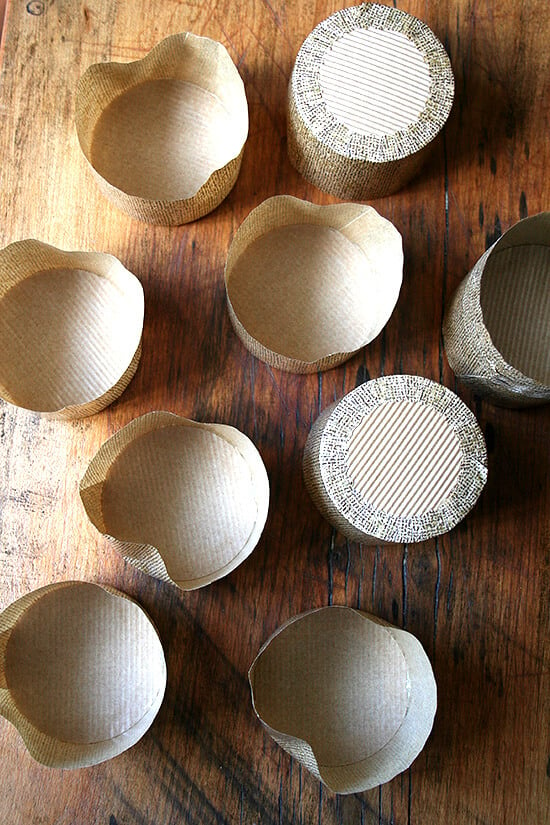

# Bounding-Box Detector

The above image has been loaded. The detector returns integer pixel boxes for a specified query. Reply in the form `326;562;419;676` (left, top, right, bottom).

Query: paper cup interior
81;412;269;589
480;242;550;385
77;32;248;204
252;609;409;766
249;607;437;792
0;582;166;767
225;197;403;369
0;242;143;416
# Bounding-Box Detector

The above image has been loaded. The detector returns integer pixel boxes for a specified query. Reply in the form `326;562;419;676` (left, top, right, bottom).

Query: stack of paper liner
303;376;488;545
80;411;270;590
225;195;403;373
287;3;455;200
76;32;248;225
443;212;550;407
0;240;144;419
0;581;166;769
249;606;436;794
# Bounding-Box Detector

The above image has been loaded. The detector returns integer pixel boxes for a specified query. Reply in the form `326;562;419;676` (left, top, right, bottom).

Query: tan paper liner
443;212;550;407
225;196;403;373
287;3;454;200
76;32;249;225
0;240;144;419
80;411;270;590
249;606;436;794
0;581;166;769
303;375;487;544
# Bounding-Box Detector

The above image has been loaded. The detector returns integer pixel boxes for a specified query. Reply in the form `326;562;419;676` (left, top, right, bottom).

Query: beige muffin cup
0;240;144;419
303;375;487;545
80;411;270;590
288;3;454;200
249;606;437;794
225;196;403;373
443;212;550;407
0;581;166;769
76;32;249;225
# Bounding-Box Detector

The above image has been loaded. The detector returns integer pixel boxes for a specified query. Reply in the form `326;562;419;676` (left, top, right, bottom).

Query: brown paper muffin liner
76;32;249;225
249;606;437;794
303;375;487;544
225;196;403;373
287;3;454;200
0;581;166;769
80;411;270;590
443;212;550;407
0;240;144;419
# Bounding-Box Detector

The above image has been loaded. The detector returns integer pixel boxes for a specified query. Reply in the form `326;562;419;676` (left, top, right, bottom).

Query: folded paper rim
303;375;488;544
289;3;455;164
0;581;166;769
0;239;144;419
249;606;437;794
75;31;249;225
443;211;550;407
224;195;403;373
80;411;270;590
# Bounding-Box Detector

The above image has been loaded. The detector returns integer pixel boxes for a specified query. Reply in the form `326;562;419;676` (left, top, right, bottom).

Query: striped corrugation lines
319;28;431;138
480;245;550;384
346;401;462;517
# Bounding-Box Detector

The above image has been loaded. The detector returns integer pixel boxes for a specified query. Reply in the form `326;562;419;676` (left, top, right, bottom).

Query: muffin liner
303;375;487;544
0;240;144;419
443;212;550;407
76;32;249;225
288;3;454;200
80;411;270;590
0;581;166;769
225;196;403;373
249;606;437;794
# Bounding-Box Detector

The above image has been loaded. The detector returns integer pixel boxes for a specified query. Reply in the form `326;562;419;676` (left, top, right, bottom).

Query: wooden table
0;1;548;822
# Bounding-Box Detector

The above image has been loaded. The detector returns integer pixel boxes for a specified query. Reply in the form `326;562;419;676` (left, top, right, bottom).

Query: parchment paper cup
288;3;454;200
0;581;166;769
0;240;144;419
443;212;550;407
303;375;487;544
249;606;436;794
225;196;403;373
76;32;249;224
80;411;270;590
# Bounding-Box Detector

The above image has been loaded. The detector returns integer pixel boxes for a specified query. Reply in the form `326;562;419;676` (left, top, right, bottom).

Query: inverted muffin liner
443;212;550;407
303;375;487;544
249;606;437;794
0;240;144;419
287;3;454;200
80;411;270;590
0;581;166;769
76;32;249;225
225;196;403;373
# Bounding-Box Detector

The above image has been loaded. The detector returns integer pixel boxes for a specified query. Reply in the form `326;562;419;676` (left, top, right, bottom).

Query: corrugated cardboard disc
288;3;454;200
0;581;166;769
443;212;550;406
0;240;144;419
80;411;270;590
76;32;249;225
249;606;437;794
225;196;403;373
303;375;487;544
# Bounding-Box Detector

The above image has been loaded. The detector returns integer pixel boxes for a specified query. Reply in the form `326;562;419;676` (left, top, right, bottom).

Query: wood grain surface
0;1;548;823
